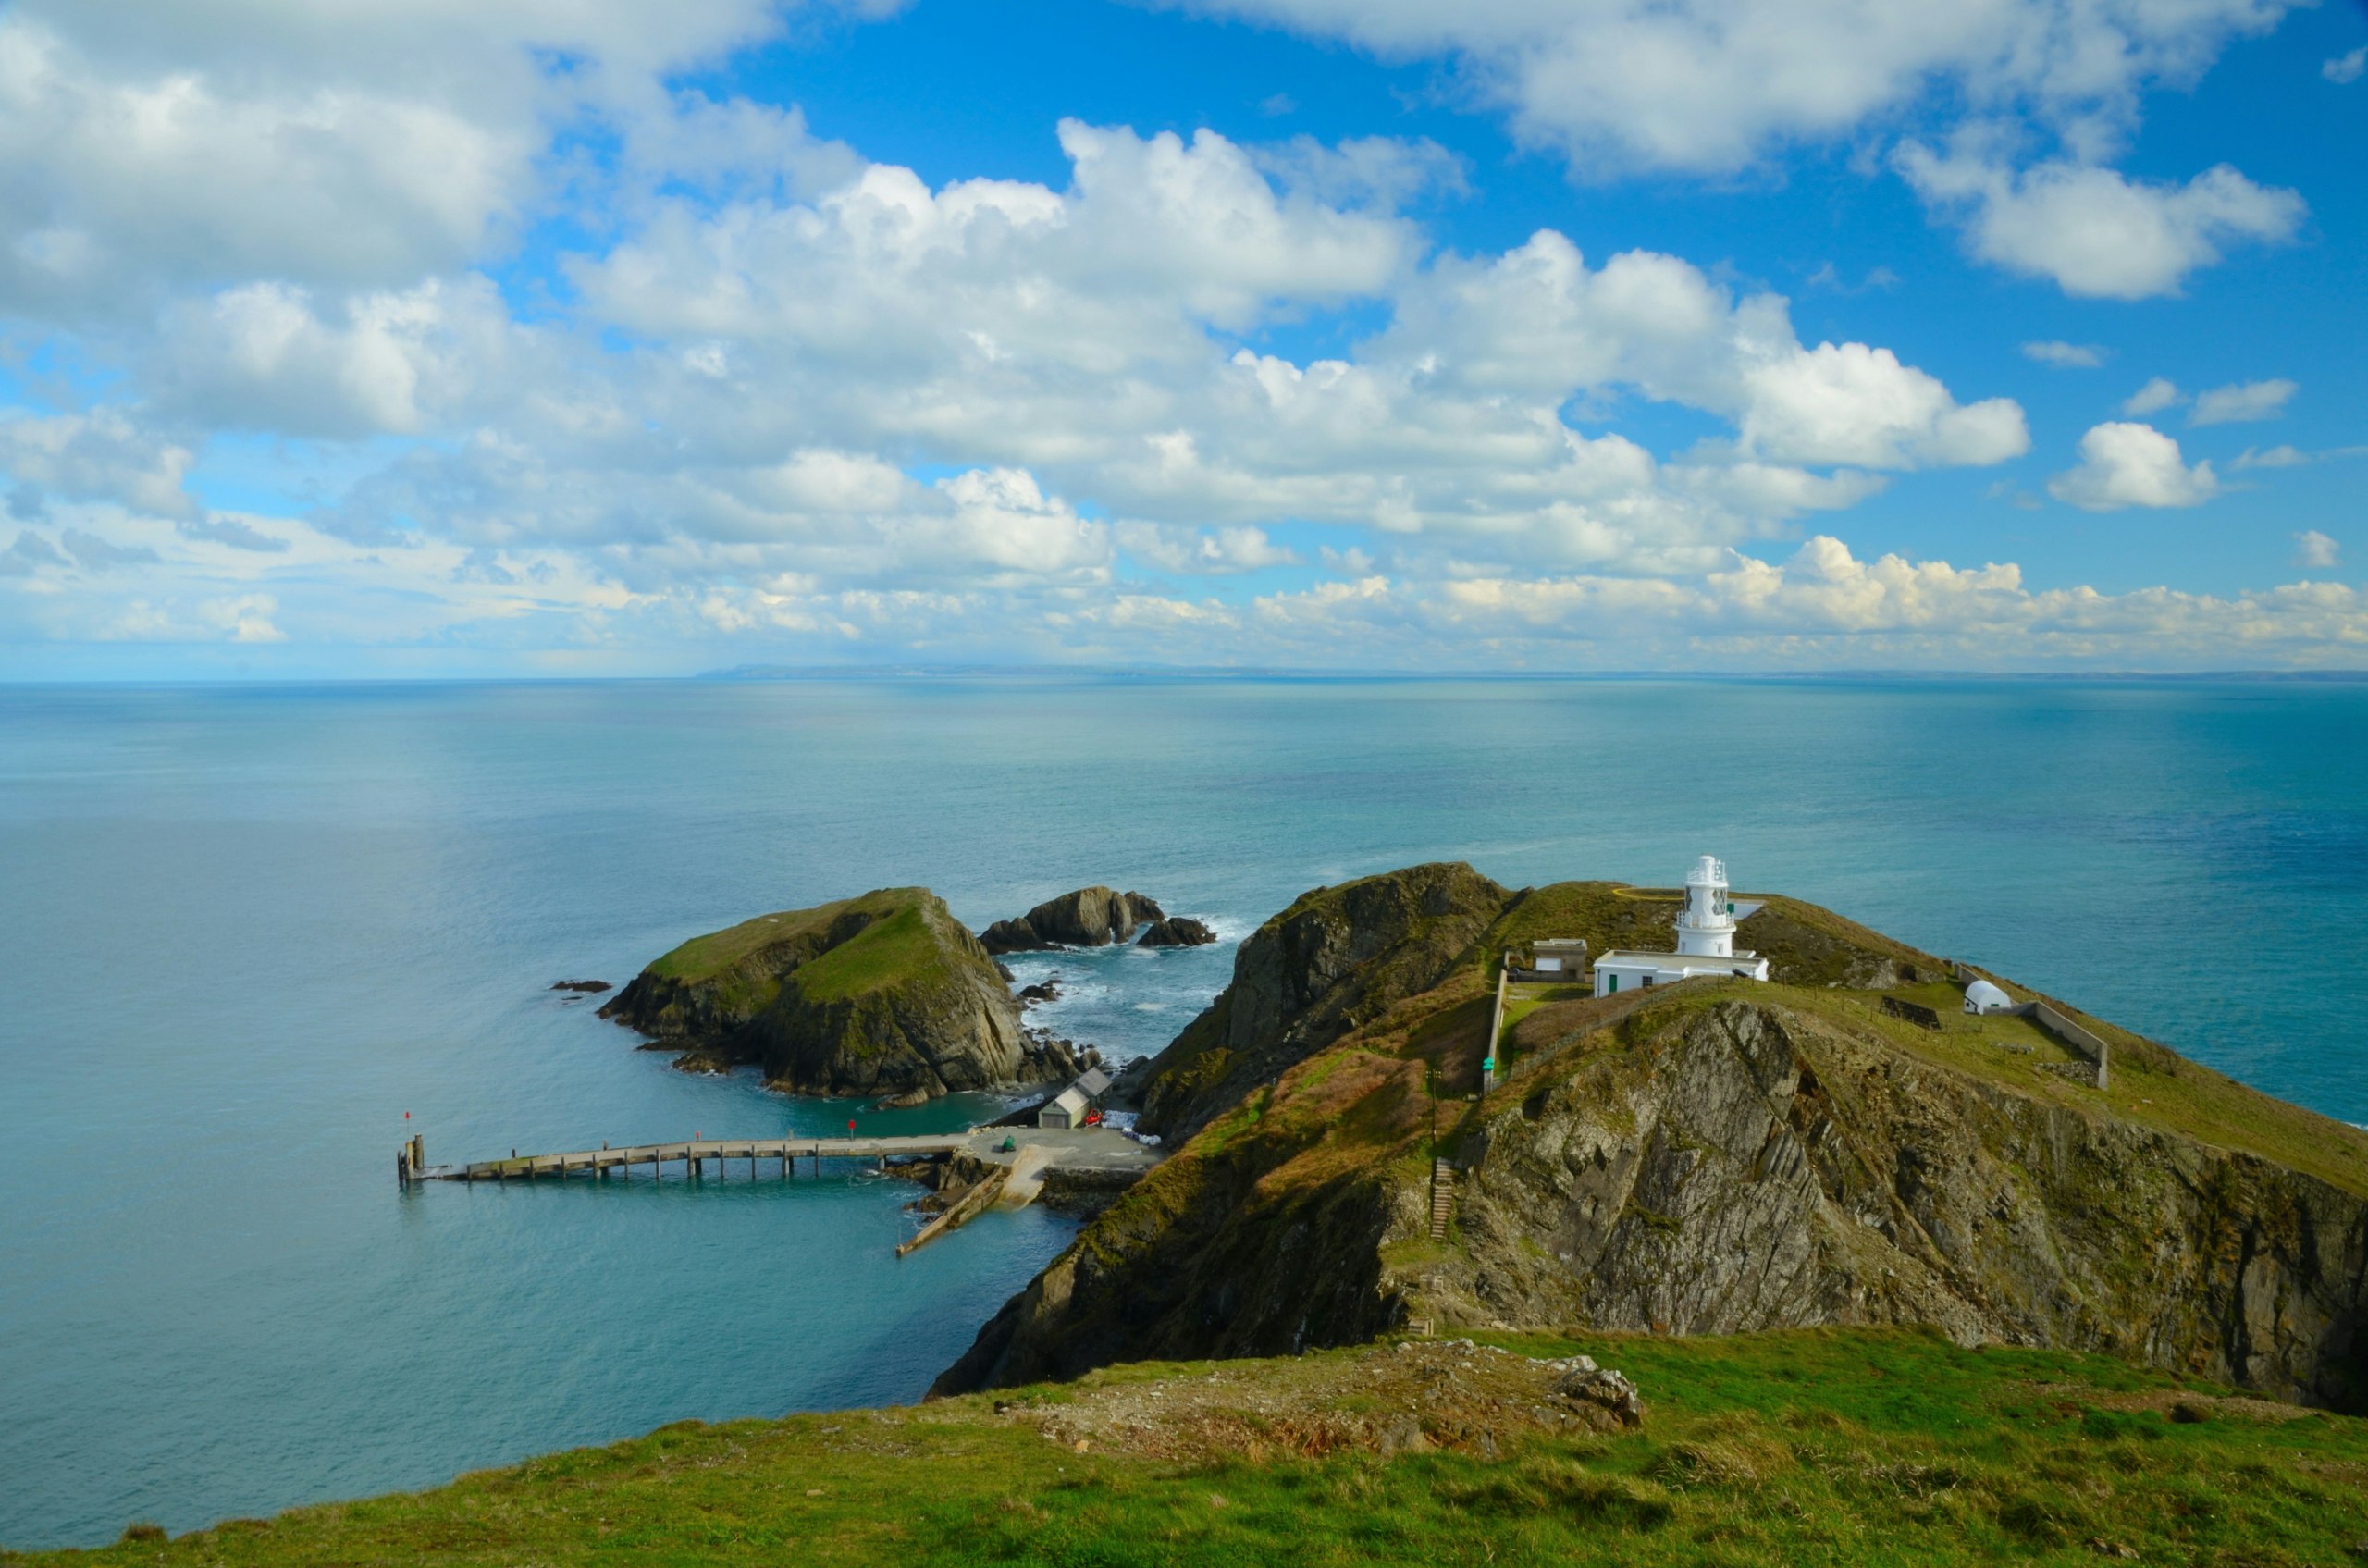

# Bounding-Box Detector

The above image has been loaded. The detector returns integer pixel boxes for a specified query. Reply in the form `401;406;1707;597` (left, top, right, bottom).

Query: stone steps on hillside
1429;1159;1455;1240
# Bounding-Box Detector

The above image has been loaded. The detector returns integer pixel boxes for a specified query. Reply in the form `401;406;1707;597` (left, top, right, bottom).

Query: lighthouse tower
1675;855;1737;957
1591;853;1769;997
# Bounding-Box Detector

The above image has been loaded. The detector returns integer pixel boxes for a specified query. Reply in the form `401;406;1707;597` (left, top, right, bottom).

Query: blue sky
0;0;2362;676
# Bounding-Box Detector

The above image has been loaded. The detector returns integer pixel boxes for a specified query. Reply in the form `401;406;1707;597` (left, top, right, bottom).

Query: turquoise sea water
3;675;2364;1548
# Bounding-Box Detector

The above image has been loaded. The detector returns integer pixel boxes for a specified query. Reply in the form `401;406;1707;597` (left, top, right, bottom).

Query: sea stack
1138;917;1217;948
979;886;1167;953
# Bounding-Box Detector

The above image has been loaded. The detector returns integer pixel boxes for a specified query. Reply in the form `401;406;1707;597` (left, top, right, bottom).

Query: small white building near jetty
1036;1066;1113;1130
1592;855;1772;997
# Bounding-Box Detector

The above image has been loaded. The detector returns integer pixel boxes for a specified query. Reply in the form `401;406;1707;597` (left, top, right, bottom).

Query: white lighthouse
1675;855;1737;957
1593;853;1772;997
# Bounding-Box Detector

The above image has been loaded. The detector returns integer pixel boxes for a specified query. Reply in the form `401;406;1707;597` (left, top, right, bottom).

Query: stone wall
1952;961;2110;1091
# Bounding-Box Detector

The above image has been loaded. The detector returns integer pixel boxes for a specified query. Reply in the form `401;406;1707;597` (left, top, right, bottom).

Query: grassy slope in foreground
12;1327;2365;1567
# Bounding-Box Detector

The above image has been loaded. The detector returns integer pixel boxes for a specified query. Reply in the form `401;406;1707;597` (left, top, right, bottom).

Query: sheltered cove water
3;675;2366;1549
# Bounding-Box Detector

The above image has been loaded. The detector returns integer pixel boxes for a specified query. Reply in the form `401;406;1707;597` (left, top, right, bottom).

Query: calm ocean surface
4;675;2365;1547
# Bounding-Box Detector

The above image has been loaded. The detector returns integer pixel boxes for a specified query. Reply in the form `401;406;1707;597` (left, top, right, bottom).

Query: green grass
793;897;960;1003
1493;971;2368;1201
1498;983;1592;1040
1761;982;2368;1199
642;887;969;1018
644;901;858;982
20;1327;2364;1567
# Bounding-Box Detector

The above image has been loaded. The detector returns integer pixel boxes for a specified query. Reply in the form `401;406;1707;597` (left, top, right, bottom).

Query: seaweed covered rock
1137;862;1513;1140
980;887;1166;954
600;887;1078;1097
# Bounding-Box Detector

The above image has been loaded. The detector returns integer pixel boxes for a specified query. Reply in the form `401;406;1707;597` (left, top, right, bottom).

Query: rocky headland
933;863;2368;1411
599;886;1080;1097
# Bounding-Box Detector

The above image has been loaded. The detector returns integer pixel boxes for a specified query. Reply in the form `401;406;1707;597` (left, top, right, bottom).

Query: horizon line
4;663;2368;688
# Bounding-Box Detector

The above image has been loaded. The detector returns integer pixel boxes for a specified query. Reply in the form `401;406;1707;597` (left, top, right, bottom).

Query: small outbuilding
1964;979;2015;1015
1037;1085;1091;1129
1528;938;1589;975
1036;1066;1114;1130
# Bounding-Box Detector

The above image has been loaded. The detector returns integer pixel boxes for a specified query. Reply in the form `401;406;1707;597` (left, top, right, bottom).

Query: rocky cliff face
600;887;1078;1097
1138;861;1511;1140
980;887;1166;954
931;1135;1404;1394
934;870;2368;1410
1445;997;2366;1408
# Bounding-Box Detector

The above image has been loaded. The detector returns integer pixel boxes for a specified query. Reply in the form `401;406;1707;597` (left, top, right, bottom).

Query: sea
3;674;2364;1548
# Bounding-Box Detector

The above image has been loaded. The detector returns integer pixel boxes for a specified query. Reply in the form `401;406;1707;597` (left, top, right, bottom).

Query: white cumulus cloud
2292;530;2339;569
1897;144;2305;298
1171;0;2300;176
2121;377;2183;416
1116;523;1301;574
2048;422;2218;511
2189;377;2296;426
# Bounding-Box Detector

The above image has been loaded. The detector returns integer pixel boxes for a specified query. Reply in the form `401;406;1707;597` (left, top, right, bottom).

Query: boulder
1137;917;1216;948
599;887;1079;1099
979;887;1166;953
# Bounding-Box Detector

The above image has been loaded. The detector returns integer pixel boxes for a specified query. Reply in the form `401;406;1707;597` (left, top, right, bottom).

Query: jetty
395;1126;1158;1253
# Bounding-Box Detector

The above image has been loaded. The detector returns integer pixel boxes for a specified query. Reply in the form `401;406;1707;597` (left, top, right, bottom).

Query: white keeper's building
1592;855;1772;997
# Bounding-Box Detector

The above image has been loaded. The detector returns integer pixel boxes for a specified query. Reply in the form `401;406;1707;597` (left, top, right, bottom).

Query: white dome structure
1964;979;2013;1015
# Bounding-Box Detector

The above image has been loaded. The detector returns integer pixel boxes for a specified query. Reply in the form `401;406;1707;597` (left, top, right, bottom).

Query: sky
0;0;2363;677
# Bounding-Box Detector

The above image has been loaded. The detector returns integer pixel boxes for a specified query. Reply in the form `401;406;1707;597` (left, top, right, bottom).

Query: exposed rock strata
980;887;1166;953
1442;999;2366;1408
600;886;1078;1098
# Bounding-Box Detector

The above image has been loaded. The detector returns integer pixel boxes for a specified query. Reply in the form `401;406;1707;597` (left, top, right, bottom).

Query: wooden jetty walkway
395;1127;1159;1255
397;1131;987;1186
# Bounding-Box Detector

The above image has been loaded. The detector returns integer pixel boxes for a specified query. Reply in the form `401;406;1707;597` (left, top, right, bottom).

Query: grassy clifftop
639;888;961;1014
603;886;1073;1097
15;1327;2365;1566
